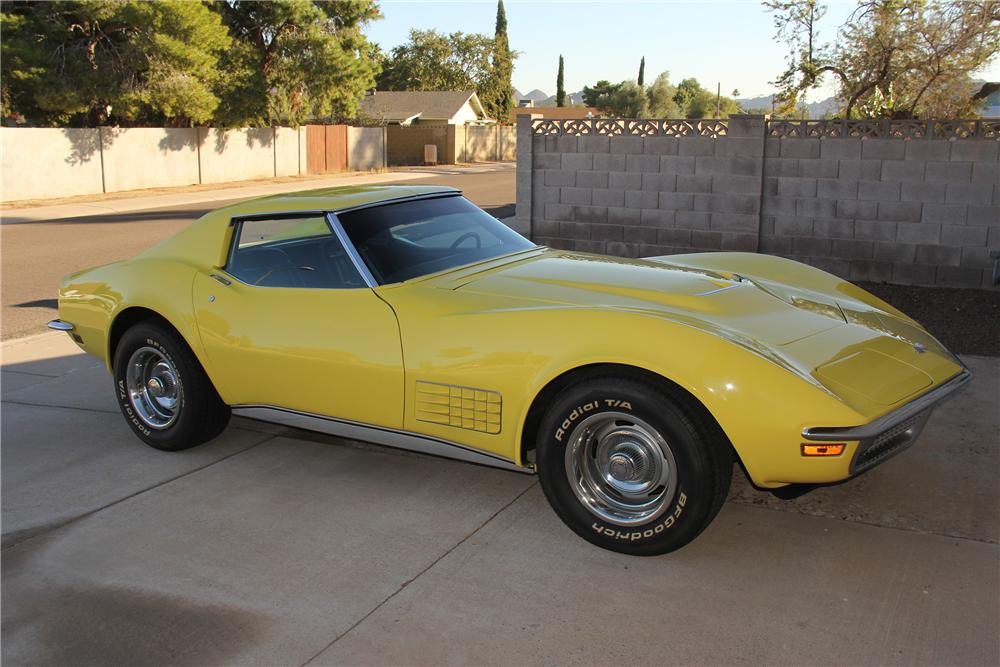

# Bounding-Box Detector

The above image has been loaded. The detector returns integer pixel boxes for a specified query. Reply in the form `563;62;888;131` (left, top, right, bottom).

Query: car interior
228;234;366;289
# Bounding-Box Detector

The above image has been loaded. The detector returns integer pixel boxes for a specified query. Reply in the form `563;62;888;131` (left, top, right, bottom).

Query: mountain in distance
514;88;587;107
737;94;840;118
521;89;550;103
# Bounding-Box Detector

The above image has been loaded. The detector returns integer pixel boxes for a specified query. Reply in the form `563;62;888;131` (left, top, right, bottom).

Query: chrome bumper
802;369;972;474
47;319;75;332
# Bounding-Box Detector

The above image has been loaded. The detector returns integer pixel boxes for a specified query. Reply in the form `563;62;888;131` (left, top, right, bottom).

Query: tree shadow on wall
63;127;121;166
197;127;275;155
158;128;200;153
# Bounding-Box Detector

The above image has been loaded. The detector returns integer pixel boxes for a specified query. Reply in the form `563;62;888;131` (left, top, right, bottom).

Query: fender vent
415;381;501;434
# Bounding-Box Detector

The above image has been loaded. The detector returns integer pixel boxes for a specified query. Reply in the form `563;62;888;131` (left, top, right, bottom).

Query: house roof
359;91;488;122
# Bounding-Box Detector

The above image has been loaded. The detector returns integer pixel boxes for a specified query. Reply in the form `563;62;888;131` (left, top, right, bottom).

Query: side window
227;215;365;289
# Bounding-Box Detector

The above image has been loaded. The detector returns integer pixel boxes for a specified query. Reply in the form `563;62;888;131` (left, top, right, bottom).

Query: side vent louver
415;381;502;434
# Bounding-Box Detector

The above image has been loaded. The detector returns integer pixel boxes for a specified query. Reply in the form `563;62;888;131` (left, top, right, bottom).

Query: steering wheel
450;232;482;251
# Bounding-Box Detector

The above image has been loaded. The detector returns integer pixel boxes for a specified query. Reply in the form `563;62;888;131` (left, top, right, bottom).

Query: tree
638;57;646;87
763;0;826;115
556;55;566;107
377;29;494;93
607;81;648;116
765;0;1000;118
582;80;621;109
479;0;514;121
646;72;681;117
672;77;740;118
1;0;230;126
213;0;381;126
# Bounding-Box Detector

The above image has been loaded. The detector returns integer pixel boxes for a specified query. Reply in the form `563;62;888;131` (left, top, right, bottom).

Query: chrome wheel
126;346;181;430
564;412;677;526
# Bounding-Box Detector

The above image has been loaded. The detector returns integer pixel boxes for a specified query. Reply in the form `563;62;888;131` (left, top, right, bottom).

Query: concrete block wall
517;115;766;258
761;137;999;288
386;125;451;165
516;115;999;289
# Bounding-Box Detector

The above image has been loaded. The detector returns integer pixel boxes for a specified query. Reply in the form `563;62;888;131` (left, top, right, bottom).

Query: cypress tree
556;55;566;107
486;0;514;121
638;56;645;87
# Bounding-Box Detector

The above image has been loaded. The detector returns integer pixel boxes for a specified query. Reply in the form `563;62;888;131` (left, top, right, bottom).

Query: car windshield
336;195;535;284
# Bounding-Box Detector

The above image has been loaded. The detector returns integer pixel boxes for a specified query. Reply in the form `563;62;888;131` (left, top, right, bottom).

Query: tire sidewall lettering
549;393;697;546
590;491;688;542
554;398;633;442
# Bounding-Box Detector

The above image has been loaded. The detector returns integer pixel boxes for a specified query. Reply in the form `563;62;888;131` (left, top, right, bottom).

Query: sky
366;0;1000;102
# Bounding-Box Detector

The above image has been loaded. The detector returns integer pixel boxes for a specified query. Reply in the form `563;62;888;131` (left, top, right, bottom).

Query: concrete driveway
2;333;998;665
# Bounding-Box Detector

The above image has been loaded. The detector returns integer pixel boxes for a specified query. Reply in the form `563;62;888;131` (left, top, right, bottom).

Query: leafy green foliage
765;0;1000;119
637;57;646;87
645;72;681;117
1;0;231;126
214;0;381;126
581;80;621;109
556;55;566;107
583;72;738;118
377;29;494;93
673;78;740;118
1;0;381;127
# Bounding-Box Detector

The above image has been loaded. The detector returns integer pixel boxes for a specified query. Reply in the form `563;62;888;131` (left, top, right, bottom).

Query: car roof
139;184;461;269
208;184;460;220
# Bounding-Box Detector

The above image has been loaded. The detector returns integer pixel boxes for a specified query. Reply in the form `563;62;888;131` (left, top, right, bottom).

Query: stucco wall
347;126;386;171
197;128;277;184
273;126;301;177
1;128;105;199
102;128;201;193
2;125;317;201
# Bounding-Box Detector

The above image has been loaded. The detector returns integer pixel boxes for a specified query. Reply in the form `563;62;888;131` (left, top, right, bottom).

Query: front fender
507;306;865;485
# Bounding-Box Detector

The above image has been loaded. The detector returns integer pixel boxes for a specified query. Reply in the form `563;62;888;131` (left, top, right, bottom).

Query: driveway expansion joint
299;479;540;667
0;433;276;551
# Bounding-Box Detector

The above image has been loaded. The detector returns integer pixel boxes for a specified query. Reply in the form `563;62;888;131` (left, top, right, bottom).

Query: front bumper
802;369;972;475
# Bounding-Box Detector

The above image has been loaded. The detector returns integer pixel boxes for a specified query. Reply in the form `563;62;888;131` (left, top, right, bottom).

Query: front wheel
536;375;732;556
113;322;231;451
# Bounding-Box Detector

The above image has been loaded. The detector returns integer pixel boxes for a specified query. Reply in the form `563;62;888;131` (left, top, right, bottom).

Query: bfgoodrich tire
536;374;732;556
113;322;230;451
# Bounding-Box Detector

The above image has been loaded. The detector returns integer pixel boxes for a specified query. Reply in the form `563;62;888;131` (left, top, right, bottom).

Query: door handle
210;273;232;286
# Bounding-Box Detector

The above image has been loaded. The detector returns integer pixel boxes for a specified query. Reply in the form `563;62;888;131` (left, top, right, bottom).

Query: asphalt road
0;168;515;341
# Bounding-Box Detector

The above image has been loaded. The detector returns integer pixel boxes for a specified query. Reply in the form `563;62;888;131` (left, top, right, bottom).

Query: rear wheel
113;322;230;451
536;375;732;556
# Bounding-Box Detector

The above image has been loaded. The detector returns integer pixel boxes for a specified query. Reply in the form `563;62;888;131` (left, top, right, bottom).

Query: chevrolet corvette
51;185;970;555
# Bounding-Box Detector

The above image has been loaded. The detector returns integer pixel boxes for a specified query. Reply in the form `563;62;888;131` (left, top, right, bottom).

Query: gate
305;124;348;174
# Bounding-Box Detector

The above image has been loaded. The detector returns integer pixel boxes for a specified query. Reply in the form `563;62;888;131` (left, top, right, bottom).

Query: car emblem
913;343;927;354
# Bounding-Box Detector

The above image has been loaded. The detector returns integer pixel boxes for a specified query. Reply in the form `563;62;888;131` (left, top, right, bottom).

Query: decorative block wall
516;115;999;288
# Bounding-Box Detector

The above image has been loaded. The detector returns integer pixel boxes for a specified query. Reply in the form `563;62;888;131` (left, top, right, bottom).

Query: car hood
450;250;841;345
446;249;963;411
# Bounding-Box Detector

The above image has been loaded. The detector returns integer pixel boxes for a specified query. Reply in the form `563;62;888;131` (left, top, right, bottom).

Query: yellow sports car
52;185;970;555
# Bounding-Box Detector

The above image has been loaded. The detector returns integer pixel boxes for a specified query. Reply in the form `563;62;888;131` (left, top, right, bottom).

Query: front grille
850;410;931;474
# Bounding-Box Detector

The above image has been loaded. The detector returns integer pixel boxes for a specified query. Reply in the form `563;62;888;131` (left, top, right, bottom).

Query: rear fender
58;259;206;373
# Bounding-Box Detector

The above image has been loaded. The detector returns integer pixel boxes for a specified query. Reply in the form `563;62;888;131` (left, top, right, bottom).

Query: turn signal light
801;443;845;456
